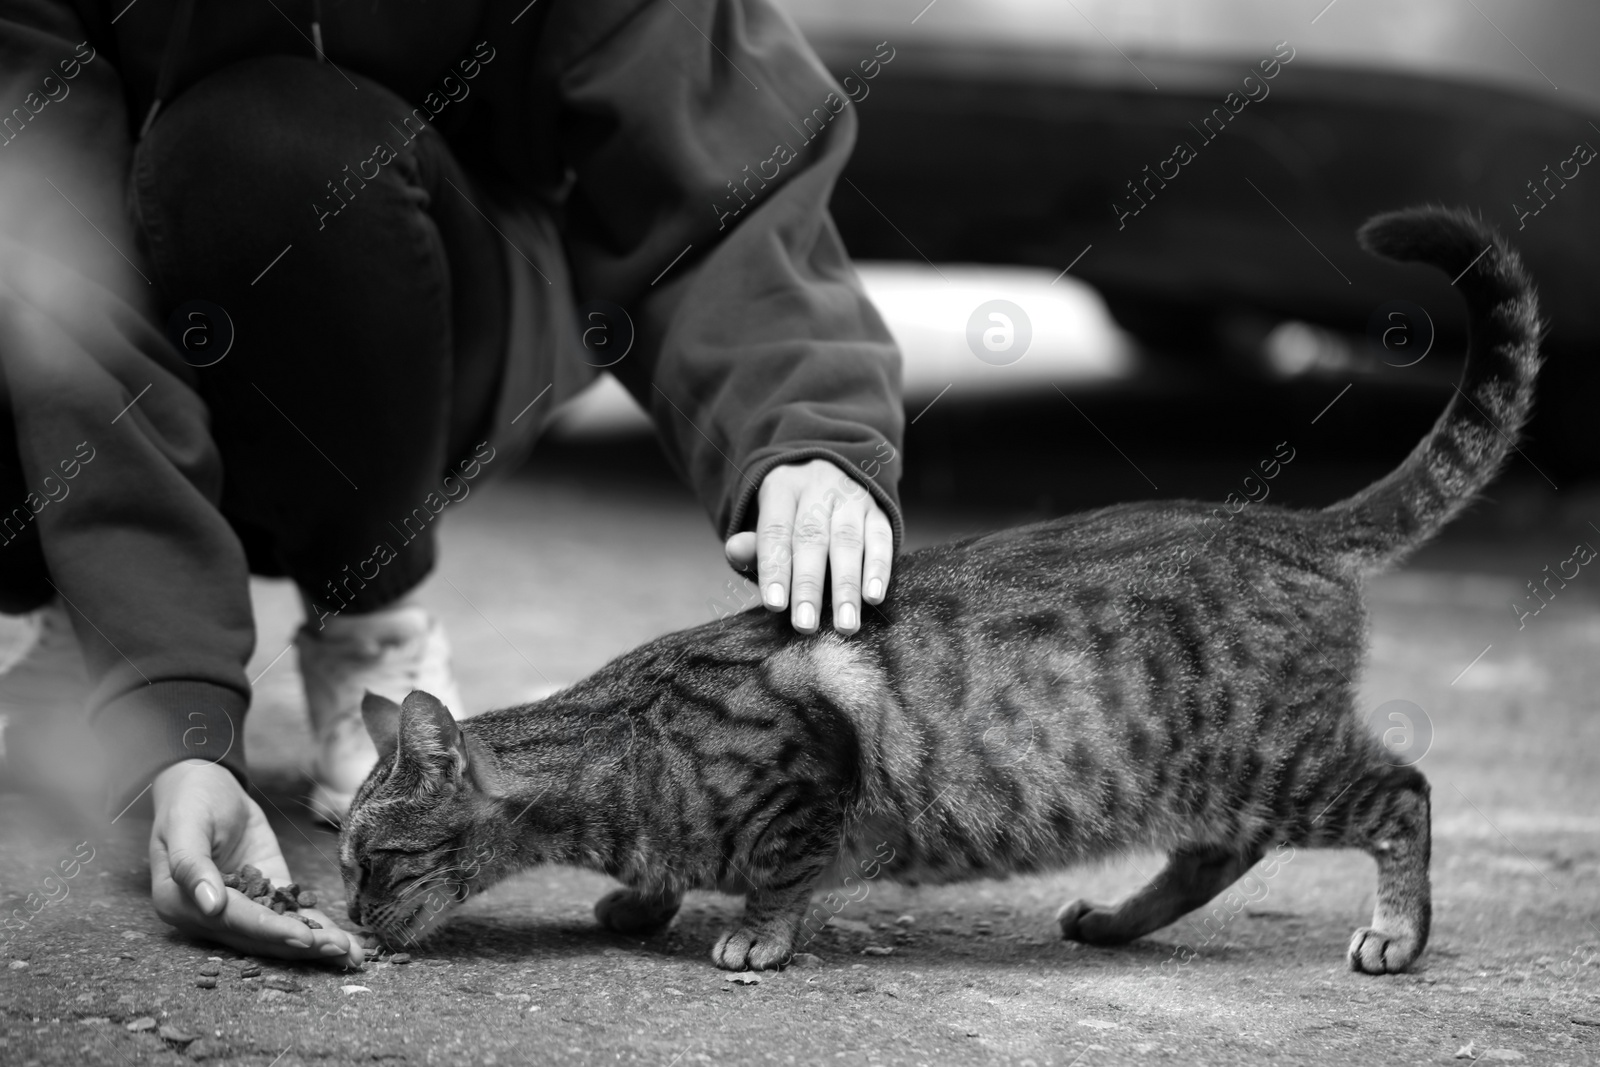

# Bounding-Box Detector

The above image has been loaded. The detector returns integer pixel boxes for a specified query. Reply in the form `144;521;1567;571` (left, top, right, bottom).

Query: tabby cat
341;207;1540;974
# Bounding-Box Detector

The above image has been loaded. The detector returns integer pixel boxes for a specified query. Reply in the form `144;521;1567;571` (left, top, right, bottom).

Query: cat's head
338;689;506;948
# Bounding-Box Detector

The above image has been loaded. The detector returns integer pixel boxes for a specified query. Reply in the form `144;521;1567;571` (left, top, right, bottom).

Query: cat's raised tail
1324;206;1543;571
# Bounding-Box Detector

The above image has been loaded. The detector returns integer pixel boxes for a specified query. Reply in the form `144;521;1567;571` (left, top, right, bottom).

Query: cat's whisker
286;795;342;830
427;858;488;875
401;862;483;889
394;872;474;908
395;876;456;902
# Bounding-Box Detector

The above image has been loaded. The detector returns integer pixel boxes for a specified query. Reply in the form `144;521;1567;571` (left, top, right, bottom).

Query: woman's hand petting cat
149;760;365;968
724;458;892;635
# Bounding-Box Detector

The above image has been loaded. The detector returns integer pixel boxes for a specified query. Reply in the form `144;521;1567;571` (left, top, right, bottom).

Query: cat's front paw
1347;926;1421;974
1056;899;1134;946
711;925;794;971
594;888;681;937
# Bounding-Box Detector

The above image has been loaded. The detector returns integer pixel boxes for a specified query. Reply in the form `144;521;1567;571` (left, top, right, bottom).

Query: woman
0;0;902;967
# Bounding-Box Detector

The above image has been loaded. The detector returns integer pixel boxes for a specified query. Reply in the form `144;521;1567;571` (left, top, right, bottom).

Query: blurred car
802;0;1600;478
557;0;1599;488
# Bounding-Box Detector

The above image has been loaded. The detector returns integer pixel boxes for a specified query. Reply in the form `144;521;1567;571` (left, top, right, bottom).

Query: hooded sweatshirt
0;0;905;811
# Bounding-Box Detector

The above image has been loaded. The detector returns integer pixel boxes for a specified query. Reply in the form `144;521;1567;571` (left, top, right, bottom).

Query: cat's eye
367;841;453;858
365;848;418;861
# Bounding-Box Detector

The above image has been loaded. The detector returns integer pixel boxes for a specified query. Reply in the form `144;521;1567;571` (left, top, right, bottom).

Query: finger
167;891;362;967
177;887;356;961
863;507;894;604
298;908;368;968
724;531;757;572
199;927;360;969
755;482;799;612
152;864;309;952
216;843;360;962
788;489;836;634
828;499;867;634
158;818;228;921
153;837;314;953
215;889;326;949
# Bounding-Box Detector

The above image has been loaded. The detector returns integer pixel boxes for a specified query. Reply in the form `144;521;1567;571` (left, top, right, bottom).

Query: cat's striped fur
341;207;1541;974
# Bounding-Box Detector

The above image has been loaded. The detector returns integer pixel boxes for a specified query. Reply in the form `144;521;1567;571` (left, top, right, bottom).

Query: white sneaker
0;599;95;793
295;604;465;824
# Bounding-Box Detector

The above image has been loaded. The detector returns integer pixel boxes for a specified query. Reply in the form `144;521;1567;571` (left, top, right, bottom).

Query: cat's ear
361;690;404;764
397;689;466;778
391;689;504;795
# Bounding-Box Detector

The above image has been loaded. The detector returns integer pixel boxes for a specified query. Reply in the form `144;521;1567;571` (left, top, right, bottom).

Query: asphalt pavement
1;453;1597;1066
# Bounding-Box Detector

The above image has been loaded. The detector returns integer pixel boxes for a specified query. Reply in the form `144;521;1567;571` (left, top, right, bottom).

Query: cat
340;206;1541;975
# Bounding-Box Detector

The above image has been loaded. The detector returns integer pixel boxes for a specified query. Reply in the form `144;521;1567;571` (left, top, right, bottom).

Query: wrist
151;758;234;803
154;757;221;778
93;680;251;818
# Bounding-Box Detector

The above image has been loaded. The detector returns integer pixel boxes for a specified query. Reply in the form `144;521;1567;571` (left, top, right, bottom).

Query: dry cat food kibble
221;865;321;929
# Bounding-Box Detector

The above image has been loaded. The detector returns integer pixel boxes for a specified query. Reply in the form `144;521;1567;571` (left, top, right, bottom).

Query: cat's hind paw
711;925;793;971
1347;926;1421;974
1056;899;1134;946
594;888;681;937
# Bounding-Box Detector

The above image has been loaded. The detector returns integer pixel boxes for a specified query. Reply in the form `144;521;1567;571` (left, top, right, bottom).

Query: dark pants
126;55;515;614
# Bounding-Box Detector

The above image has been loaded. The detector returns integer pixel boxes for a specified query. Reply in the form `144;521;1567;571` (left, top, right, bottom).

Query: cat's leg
1337;764;1432;975
1057;844;1264;946
711;884;815;971
594;886;684;937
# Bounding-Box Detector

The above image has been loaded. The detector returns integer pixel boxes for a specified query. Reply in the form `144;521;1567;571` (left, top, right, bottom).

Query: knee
131;56;421;275
136;56;376;204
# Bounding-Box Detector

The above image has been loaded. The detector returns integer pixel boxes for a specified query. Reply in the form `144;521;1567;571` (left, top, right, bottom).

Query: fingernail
837;603;857;631
193;882;220;914
866;578;883;601
288;936;313;950
796;602;816;631
321;942;348;956
765;583;786;609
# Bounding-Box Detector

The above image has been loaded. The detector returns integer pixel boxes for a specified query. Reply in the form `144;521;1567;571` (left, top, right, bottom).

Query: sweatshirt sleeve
551;0;906;547
0;1;255;812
